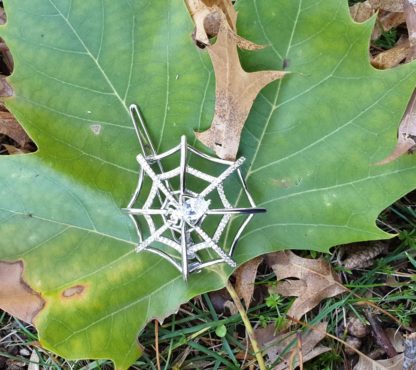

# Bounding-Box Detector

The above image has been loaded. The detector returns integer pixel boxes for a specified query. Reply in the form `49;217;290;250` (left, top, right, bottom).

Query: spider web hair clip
124;104;266;281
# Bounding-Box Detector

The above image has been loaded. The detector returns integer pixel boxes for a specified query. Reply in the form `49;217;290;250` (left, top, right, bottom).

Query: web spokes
124;104;265;281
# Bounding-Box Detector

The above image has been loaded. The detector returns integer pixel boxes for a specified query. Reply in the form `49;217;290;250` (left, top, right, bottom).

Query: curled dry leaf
202;0;237;31
369;0;404;12
371;38;410;69
404;0;416;61
186;0;237;46
0;8;6;25
349;1;406;40
376;89;416;165
350;1;375;23
186;0;264;50
0;75;13;97
373;12;407;40
196;16;285;160
267;251;347;320
354;353;404;370
0;261;44;323
186;0;218;46
235;256;262;308
0;110;31;147
2;144;31;155
377;0;416;165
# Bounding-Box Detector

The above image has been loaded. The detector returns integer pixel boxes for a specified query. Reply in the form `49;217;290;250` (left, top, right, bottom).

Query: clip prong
129;104;158;159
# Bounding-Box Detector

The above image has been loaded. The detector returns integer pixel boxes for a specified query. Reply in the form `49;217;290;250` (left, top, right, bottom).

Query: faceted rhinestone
181;197;210;223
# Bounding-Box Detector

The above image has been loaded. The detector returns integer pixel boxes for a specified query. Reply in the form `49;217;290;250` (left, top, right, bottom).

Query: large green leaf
0;0;415;367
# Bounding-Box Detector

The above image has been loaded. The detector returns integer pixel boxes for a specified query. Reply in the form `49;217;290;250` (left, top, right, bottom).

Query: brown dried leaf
404;0;416;61
376;0;416;164
254;323;277;348
0;75;13;97
0;8;6;25
202;0;237;30
0;110;30;147
369;0;404;12
373;12;406;40
371;38;410;69
376;89;416;165
235;256;262;308
196;17;285;160
385;328;405;353
350;1;375;23
261;322;330;369
186;0;236;46
266;251;347;320
349;1;405;39
2;144;31;155
0;261;44;323
354;353;404;370
186;0;263;51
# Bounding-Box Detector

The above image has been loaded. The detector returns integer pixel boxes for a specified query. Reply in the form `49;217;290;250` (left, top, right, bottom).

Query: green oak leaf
0;0;415;368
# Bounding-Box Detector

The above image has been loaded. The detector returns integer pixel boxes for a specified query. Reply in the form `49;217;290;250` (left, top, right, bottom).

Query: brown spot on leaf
62;285;86;299
0;261;44;324
272;177;296;189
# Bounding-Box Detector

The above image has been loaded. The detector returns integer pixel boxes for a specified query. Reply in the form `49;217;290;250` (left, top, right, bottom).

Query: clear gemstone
182;197;210;223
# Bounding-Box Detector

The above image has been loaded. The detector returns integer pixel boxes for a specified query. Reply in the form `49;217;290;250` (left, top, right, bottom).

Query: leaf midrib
224;0;303;245
0;207;136;246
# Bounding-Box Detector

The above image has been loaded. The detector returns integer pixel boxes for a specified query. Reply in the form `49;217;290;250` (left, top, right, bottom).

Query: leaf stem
225;281;267;370
155;320;161;370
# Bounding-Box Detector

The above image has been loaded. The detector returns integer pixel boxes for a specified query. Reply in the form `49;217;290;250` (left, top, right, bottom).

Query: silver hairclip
124;104;265;281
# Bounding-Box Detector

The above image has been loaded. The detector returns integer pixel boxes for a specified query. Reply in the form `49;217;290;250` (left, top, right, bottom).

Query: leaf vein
47;0;129;114
250;71;413;175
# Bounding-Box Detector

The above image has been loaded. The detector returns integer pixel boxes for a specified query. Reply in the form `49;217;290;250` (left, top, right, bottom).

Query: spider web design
125;105;264;281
